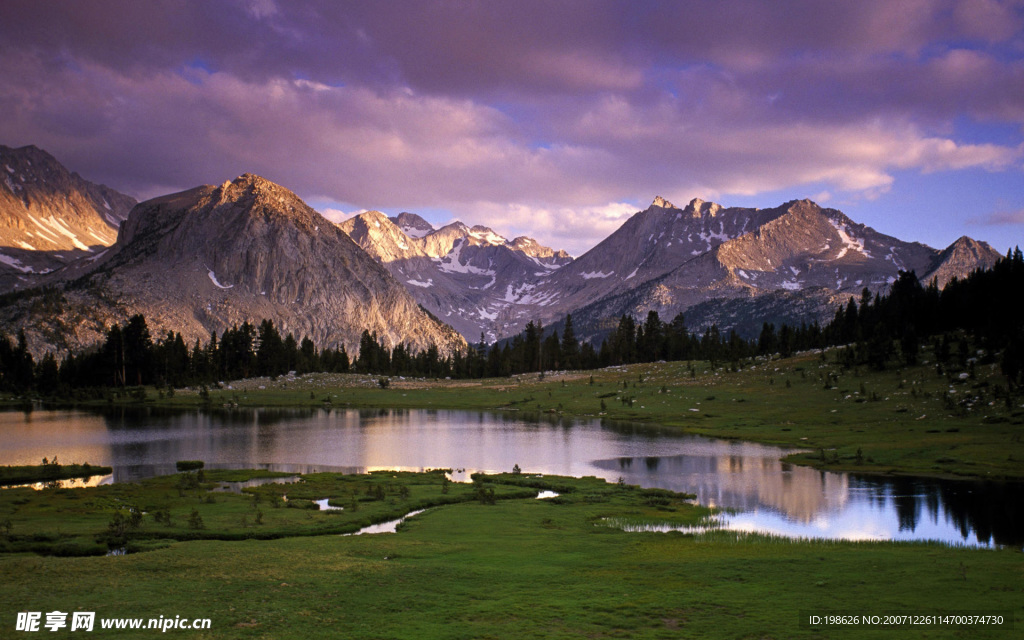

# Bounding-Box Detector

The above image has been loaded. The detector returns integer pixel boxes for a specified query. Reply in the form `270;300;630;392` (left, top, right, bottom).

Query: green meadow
1;470;1021;639
2;347;1023;638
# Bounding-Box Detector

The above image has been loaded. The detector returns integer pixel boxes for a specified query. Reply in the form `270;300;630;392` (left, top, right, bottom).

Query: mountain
341;196;1001;343
393;211;434;238
0;143;1002;352
1;174;465;356
339;211;571;341
0;145;135;285
924;236;1002;288
532;198;1002;339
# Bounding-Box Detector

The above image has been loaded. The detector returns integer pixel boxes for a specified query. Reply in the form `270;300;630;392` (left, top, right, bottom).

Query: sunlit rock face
0;144;135;287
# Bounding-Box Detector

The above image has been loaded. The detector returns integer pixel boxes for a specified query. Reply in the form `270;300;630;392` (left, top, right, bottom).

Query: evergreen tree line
818;248;1024;385
0;318;353;394
1;249;1022;394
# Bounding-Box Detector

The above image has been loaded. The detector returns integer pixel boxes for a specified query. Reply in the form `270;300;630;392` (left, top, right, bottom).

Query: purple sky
1;0;1022;256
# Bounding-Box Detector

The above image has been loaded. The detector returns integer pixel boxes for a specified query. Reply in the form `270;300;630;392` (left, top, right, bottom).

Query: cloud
242;0;278;20
465;201;641;256
319;208;367;224
969;208;1024;226
0;0;1021;255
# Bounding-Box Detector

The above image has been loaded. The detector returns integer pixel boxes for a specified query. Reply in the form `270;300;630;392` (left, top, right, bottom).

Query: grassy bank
1;470;1020;638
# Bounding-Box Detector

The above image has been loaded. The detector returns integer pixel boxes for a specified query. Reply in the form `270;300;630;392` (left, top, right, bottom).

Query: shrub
188;509;205;530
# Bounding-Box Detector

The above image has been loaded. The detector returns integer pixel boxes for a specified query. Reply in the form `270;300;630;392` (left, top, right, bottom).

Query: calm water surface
1;407;1019;547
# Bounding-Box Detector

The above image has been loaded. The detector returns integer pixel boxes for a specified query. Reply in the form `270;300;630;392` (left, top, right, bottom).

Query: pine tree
560;315;579;370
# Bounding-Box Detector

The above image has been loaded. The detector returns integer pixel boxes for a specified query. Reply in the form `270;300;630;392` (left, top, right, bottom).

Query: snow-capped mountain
2;174;465;356
0;144;135;285
340;211;571;341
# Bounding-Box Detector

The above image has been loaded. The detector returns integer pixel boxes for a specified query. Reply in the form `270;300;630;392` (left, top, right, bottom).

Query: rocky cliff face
0;145;135;286
2;174;465;357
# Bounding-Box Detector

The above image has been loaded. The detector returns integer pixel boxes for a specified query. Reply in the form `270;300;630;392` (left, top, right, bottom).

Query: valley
3;4;1023;638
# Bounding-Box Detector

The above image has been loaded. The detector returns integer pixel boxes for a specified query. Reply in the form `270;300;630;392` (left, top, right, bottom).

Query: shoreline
2;350;1022;483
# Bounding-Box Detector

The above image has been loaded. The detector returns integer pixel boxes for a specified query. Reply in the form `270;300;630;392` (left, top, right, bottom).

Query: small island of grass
0;461;113;486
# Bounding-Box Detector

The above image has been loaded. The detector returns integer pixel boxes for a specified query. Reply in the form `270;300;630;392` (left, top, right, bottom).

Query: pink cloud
970;208;1024;225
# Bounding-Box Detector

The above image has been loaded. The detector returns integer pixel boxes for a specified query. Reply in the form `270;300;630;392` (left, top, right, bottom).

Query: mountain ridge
339;194;1000;343
339;209;571;340
538;197;1001;341
0;144;1003;353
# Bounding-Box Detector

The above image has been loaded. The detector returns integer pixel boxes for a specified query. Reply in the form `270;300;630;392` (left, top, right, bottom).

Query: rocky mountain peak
354;209;392;225
119;173;322;249
508;236;572;262
682;197;722;218
949;235;987;251
925;235;1002;287
218;173;303;209
468;225;506;246
651;195;677;209
391;212;434;238
783;198;824;215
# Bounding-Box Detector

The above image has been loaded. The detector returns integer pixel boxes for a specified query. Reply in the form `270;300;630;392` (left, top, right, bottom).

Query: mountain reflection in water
0;407;1019;547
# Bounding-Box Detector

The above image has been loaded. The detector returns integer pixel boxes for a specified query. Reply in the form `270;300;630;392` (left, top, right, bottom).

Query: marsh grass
1;470;1020;638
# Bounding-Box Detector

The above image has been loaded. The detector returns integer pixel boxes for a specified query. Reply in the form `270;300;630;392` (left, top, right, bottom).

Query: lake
1;407;1020;547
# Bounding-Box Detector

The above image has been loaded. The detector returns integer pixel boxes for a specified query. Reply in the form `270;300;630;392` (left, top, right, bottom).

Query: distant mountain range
0;145;1003;356
340;196;1002;343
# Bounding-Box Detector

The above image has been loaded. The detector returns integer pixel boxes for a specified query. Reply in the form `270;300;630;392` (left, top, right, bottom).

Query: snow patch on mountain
0;252;34;273
402;226;430;238
469;227;506;246
437;240;496;275
829;219;872;259
528;255;560;270
207;269;233;289
45;215;91;251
